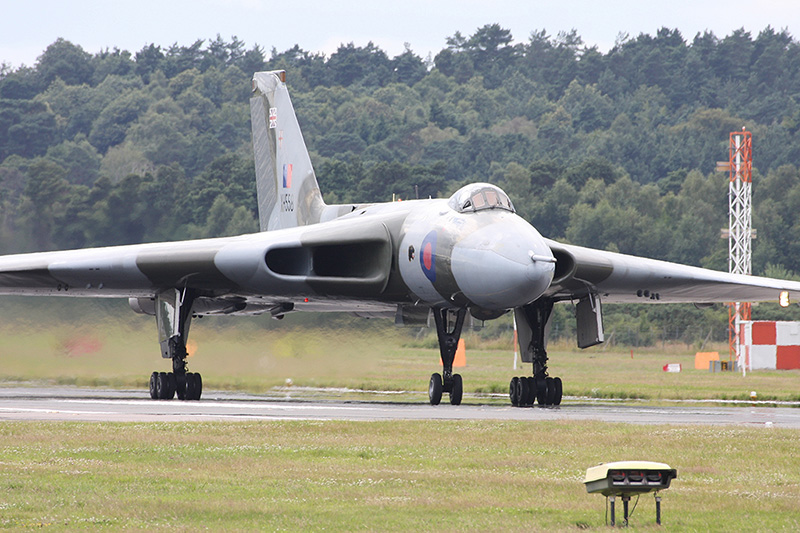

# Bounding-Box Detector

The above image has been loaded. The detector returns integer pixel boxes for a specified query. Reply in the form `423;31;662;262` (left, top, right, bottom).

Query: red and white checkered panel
744;321;800;370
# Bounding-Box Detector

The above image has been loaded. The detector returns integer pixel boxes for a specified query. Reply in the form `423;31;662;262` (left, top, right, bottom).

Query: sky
2;0;800;69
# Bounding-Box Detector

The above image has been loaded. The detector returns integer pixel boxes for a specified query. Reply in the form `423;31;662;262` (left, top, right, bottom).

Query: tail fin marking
250;70;325;231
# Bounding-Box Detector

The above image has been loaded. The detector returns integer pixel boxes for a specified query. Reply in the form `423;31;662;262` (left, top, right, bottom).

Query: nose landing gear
428;308;466;406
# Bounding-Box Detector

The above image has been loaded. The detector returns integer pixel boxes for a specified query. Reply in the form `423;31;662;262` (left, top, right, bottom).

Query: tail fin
250;70;325;231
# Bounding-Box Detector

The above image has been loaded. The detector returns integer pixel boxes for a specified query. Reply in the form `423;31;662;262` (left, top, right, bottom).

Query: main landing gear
148;288;203;401
428;307;467;406
148;337;203;401
510;299;563;407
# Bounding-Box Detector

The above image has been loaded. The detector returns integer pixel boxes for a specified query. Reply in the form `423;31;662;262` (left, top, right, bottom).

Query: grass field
1;309;798;404
1;301;800;530
1;420;798;531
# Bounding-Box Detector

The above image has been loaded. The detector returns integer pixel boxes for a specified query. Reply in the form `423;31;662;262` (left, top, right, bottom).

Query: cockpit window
448;183;515;214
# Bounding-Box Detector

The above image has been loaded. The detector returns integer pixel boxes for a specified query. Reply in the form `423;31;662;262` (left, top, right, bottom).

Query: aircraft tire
176;377;187;401
156;372;169;399
509;377;520;406
545;377;556;405
193;373;203;401
185;372;197;401
167;373;177;399
525;377;536;406
449;374;463;405
429;373;443;405
149;372;158;399
535;377;547;406
518;377;530;407
552;377;563;406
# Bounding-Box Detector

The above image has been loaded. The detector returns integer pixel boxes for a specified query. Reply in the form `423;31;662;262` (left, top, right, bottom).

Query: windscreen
448;183;515;213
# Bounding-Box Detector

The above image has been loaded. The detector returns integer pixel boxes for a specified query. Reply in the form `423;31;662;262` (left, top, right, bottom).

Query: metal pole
609;496;616;526
655;495;662;525
623;495;630;526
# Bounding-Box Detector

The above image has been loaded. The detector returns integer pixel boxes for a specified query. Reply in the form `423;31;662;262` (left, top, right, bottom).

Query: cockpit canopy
448;183;515;214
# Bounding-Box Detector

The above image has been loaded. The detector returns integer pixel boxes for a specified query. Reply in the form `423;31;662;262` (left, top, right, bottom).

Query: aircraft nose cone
451;216;554;310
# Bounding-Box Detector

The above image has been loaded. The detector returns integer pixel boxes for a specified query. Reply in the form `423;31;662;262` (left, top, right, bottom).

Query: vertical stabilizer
250;70;325;231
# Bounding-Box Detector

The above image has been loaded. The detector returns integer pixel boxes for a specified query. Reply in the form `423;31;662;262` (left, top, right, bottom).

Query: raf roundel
420;230;437;283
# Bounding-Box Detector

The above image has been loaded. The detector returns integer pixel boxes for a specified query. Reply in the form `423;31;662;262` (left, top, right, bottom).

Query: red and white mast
727;129;753;375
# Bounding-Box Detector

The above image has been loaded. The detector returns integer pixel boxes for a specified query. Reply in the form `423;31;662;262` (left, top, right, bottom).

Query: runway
0;387;797;426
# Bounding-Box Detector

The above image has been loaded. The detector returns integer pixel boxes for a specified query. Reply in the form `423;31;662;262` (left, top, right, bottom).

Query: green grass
2;304;800;530
0;420;798;531
1;316;799;404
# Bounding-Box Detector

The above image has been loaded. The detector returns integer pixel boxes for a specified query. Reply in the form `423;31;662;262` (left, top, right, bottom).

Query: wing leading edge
544;239;800;304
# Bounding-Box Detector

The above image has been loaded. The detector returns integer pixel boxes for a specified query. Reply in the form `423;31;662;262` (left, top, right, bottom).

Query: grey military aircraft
2;69;800;406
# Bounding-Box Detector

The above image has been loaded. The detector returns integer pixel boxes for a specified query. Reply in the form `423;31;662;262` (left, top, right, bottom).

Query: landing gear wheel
186;372;196;401
429;373;443;405
192;373;202;400
160;372;175;400
176;374;187;400
509;376;541;406
509;377;520;406
525;377;537;406
545;377;555;405
155;372;168;399
184;372;202;401
449;374;463;405
535;377;548;406
552;377;563;406
149;372;158;399
518;377;531;407
167;373;177;399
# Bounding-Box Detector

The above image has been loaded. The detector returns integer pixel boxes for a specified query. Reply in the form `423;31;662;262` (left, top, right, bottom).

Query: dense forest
3;25;800;343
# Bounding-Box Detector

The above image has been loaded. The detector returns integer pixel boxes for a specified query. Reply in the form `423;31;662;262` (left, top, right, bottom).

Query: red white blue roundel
420;230;437;283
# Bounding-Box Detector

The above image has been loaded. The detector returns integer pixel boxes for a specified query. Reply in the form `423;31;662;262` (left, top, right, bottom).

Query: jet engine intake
263;219;393;297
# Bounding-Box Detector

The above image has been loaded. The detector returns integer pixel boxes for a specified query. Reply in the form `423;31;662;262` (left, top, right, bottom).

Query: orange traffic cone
440;339;467;367
454;339;466;367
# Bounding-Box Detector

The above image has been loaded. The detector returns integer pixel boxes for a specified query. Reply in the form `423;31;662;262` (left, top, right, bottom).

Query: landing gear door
156;289;192;358
576;295;604;349
514;300;553;364
514;308;534;364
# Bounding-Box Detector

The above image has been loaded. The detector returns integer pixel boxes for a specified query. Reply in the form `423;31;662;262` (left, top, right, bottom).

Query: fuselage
0;184;556;317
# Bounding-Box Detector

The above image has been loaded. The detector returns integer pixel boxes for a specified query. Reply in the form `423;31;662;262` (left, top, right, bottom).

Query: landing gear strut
428;307;466;406
149;288;202;401
509;299;562;407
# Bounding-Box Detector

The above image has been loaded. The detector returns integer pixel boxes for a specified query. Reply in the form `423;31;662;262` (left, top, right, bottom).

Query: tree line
3;26;800;341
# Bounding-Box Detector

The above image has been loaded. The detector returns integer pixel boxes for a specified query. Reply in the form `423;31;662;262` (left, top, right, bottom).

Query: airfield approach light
779;291;790;308
584;461;677;526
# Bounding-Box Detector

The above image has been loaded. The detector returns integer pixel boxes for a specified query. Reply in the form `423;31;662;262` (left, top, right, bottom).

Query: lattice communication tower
727;129;753;369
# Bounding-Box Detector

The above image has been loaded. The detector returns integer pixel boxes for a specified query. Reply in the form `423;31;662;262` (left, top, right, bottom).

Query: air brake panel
576;295;605;348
